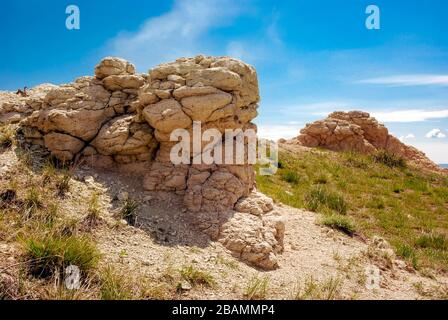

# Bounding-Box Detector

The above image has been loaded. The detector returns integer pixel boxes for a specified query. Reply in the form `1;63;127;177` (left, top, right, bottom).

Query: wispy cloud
356;74;448;87
106;0;246;69
257;124;302;141
371;109;448;123
411;141;448;163
399;133;415;142
425;129;446;139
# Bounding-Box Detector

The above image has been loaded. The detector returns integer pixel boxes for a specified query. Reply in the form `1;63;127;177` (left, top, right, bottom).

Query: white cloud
425;129;446;139
399;133;415;141
226;41;252;62
266;12;282;45
357;74;448;87
106;0;245;70
371;109;448;123
257;124;302;141
412;141;448;163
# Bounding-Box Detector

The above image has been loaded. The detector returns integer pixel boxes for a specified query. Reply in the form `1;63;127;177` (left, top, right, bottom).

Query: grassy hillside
256;147;448;273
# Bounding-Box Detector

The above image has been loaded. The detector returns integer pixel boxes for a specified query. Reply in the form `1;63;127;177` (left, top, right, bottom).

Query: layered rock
0;56;284;270
293;111;443;172
132;55;261;213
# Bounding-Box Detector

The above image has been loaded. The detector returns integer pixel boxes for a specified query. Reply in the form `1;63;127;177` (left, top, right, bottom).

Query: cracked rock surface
290;111;444;173
0;55;284;270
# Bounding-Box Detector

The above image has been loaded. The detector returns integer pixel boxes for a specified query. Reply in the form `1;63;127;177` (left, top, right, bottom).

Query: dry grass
244;275;269;300
292;276;343;300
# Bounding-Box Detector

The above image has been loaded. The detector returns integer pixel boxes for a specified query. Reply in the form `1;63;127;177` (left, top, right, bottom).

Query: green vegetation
321;215;356;236
256;149;448;271
244;275;269;300
86;192;101;225
373;150;406;168
119;199;139;226
305;187;348;214
24;234;99;278
0;125;15;149
293;276;342;300
99;266;136;300
180;265;215;287
281;170;300;184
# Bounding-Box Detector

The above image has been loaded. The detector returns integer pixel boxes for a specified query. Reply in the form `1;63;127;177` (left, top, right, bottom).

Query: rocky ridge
288;111;445;173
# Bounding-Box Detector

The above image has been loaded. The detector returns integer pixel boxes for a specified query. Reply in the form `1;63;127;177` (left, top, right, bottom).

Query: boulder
91;115;157;161
44;132;85;161
103;75;145;91
142;99;192;133
180;92;233;122
94;57;136;79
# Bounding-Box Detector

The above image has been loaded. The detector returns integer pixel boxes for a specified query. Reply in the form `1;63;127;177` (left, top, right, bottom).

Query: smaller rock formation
292;111;444;172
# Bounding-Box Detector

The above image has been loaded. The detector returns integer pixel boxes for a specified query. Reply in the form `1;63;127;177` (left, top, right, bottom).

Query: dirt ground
1;148;448;300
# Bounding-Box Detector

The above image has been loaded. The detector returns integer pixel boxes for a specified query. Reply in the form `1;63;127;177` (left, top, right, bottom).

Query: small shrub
293;276;342;300
21;187;42;218
326;193;348;215
366;197;385;210
119;199;139;226
305;187;327;211
42;160;57;184
393;187;404;194
281;170;299;184
344;152;368;169
180;265;215;288
100;266;135;300
396;244;419;269
0;125;15;149
313;173;329;185
305;187;348;214
415;233;448;250
86;193;100;225
0;189;17;207
276;160;285;169
56;173;71;197
23;235;99;278
321;215;356;236
37;202;59;227
373;151;406;168
244;275;269;300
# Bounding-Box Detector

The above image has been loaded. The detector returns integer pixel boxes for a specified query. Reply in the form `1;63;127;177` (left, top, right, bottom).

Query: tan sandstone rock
95;57;136;79
293;111;444;172
44;132;85;161
1;55;284;270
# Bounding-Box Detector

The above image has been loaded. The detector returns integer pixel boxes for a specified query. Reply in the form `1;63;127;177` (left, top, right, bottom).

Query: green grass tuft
415;233;448;251
281;170;300;184
372;150;406;168
0;125;15;149
119;199;139;226
244;275;269;300
23;234;99;278
180;265;215;287
321;215;356;236
305;187;348;215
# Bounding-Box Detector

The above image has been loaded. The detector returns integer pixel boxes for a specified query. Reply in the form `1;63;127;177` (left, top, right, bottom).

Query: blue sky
1;0;448;162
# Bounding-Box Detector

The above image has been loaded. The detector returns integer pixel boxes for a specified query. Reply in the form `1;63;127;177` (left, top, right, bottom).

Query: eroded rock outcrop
132;56;260;214
0;56;284;270
292;111;443;172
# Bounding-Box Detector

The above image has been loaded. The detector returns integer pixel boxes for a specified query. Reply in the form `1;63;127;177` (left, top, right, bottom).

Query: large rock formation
292;111;443;172
0;56;284;270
